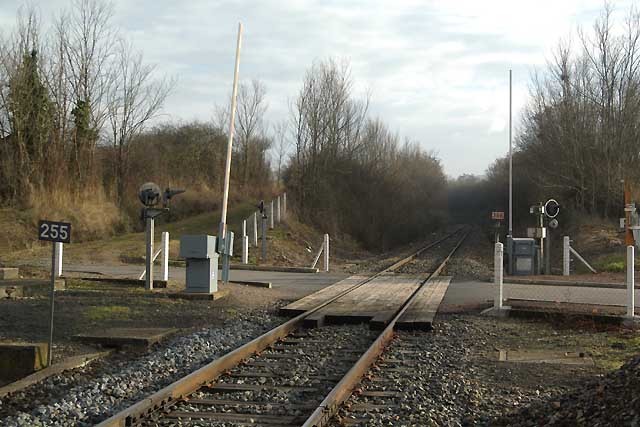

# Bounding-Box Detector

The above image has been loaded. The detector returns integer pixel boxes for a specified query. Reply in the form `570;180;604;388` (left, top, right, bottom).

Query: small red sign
491;211;505;220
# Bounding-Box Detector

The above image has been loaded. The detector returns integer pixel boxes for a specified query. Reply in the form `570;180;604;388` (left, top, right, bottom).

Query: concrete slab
74;327;177;348
229;280;272;289
495;349;594;366
167;289;230;301
0;268;19;280
0;342;48;382
79;277;168;288
0;350;110;398
230;264;319;273
0;279;65;298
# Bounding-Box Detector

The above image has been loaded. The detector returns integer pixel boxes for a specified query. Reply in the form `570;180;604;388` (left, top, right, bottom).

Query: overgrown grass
84;305;131;322
591;253;640;273
591;334;640;370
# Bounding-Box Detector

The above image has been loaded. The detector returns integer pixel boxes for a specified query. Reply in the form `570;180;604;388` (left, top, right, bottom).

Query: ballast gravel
335;315;603;427
0;310;283;427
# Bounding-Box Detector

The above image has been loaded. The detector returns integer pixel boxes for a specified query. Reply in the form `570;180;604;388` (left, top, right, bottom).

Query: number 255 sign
38;220;71;243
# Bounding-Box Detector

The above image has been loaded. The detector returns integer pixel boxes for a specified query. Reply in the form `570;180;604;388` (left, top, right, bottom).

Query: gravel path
0;309;285;426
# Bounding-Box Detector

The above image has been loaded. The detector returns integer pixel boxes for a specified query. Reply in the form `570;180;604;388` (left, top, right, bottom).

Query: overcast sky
0;0;633;177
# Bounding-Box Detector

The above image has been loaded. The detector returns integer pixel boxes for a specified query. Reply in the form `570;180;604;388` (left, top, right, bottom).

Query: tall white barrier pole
323;234;330;272
253;212;258;246
270;201;275;229
494;242;503;309
242;219;247;237
54;242;63;277
627;245;635;318
276;196;281;223
242;235;249;264
563;236;570;276
161;232;169;281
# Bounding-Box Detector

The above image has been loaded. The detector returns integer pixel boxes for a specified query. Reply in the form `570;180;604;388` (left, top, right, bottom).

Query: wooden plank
396;276;452;330
368;277;423;328
301;275;422;327
279;276;367;315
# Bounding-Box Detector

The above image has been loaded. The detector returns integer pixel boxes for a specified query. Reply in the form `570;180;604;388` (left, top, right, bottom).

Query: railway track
98;228;468;427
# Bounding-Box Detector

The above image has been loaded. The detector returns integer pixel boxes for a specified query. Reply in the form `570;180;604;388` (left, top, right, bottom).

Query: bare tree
272;120;289;185
106;39;172;204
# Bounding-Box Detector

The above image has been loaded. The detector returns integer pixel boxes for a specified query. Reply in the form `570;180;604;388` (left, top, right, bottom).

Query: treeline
286;59;446;250
0;1;172;207
1;1;448;250
0;1;275;235
450;4;640;229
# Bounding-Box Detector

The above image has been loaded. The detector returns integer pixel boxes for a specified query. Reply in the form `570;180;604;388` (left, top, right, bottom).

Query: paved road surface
63;263;348;300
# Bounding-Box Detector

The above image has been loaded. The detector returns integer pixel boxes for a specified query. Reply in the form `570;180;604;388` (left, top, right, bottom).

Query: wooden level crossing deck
280;274;452;329
278;275;368;316
396;276;451;330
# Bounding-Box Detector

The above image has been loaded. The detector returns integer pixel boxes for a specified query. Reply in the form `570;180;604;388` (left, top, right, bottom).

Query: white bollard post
242;235;249;264
276;196;281;224
270;200;275;229
242;219;247;237
563;236;570;276
253;212;258;246
494;242;503;309
161;231;169;281
323;234;330;272
145;217;154;290
54;242;63;277
283;193;287;218
628;245;635;318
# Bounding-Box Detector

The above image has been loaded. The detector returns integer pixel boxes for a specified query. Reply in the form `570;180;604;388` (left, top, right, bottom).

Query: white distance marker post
54;242;63;277
38;220;71;367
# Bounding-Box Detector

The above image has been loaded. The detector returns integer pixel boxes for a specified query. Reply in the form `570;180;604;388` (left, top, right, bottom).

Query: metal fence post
323;233;329;272
161;231;169;281
54;242;63;277
628;245;635;318
494;242;503;309
563;236;570;276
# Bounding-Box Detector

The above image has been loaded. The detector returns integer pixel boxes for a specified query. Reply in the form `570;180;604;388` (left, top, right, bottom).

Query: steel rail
97;229;463;427
301;230;469;427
